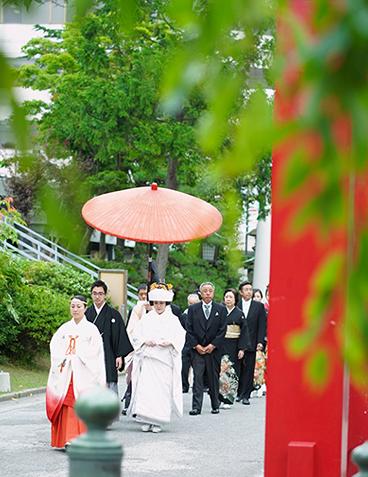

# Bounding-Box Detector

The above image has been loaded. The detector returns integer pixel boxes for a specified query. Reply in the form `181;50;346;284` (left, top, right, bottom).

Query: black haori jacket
86;303;133;383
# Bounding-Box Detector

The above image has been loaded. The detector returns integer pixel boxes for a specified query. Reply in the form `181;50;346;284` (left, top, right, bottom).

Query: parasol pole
147;243;154;294
146;183;158;296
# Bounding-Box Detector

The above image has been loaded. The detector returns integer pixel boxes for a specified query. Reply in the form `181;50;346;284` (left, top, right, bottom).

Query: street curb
0;373;127;403
0;386;46;402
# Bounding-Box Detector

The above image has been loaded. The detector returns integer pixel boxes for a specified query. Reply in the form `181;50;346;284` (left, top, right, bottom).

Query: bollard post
352;441;368;476
0;371;11;392
67;387;123;477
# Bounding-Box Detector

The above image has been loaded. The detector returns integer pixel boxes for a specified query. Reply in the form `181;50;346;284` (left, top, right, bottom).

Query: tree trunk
156;157;178;280
156;243;170;281
99;232;107;260
167;155;178;190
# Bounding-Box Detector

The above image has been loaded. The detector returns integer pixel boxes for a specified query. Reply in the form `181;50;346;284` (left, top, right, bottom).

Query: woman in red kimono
46;295;106;448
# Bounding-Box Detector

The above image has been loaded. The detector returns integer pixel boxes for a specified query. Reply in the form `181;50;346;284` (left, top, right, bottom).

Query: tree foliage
9;0;273;276
16;4;207;196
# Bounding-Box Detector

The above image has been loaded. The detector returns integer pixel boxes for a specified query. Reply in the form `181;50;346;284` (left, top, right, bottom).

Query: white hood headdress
148;287;174;302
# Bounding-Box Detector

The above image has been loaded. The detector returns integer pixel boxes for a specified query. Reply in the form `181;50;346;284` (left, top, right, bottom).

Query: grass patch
0;354;49;395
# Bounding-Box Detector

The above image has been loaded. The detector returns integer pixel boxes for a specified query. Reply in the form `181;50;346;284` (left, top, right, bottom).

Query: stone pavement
0;385;265;477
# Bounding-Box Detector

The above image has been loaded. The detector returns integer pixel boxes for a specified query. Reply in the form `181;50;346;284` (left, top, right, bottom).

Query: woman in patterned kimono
219;288;250;408
46;295;106;448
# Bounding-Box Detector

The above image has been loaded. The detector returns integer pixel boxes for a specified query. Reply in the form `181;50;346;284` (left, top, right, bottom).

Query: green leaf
72;0;94;19
197;72;242;154
305;348;331;390
283;151;313;197
287;331;315;358
304;251;344;327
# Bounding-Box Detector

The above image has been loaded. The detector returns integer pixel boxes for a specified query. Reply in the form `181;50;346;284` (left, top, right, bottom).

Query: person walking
128;283;185;433
253;289;263;302
46;295;106;448
186;282;227;415
181;293;201;393
236;281;267;405
85;280;133;395
219;288;250;408
121;284;151;414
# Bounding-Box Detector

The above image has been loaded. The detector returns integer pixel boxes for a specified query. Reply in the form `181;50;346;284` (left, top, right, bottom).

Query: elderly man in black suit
237;281;267;405
186;282;227;415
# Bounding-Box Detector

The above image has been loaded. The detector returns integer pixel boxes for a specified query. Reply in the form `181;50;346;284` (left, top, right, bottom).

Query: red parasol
82;183;222;282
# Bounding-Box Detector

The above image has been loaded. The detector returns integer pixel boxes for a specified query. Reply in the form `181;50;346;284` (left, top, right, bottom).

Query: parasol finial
151;182;158;191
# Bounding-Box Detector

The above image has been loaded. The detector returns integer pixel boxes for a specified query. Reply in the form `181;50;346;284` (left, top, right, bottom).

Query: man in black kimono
236;281;267;405
85;279;133;395
186;282;227;415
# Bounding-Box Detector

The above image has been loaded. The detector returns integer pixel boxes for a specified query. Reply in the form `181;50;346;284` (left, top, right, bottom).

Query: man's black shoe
235;396;242;402
211;409;220;414
189;409;201;415
182;388;189;393
121;408;127;416
242;398;250;405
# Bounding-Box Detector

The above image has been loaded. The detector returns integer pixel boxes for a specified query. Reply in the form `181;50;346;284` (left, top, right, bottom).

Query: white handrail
13;222;100;271
1;221;138;304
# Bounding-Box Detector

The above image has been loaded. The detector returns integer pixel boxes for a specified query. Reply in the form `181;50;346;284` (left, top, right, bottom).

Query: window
1;1;66;24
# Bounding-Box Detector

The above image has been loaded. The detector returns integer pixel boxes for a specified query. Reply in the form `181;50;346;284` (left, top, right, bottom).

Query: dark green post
352;441;368;476
67;388;123;477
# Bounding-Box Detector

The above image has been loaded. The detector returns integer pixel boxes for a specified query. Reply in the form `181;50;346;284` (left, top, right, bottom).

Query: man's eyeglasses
92;292;105;297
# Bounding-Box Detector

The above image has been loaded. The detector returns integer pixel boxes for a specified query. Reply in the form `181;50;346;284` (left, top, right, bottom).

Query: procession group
46;278;268;446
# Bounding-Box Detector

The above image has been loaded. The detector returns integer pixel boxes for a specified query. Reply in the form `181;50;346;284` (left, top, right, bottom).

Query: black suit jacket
237;299;266;351
186;301;227;354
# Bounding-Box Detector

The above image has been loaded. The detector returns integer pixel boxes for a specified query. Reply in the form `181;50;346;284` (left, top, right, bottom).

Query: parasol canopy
82;183;222;244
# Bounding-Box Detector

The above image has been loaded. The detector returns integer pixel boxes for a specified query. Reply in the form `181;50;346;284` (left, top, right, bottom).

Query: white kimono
125;301;146;373
46;316;106;423
129;306;185;425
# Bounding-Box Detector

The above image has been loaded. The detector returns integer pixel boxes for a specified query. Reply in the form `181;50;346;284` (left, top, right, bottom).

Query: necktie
204;304;210;319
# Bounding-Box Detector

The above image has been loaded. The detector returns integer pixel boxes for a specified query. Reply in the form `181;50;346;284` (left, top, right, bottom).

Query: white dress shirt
241;298;251;318
202;301;213;319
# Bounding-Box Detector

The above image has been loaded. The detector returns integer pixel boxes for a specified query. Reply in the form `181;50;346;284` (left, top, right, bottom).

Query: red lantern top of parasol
82;183;222;244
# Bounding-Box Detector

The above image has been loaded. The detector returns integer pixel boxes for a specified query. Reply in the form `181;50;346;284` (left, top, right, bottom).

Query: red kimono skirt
51;376;86;448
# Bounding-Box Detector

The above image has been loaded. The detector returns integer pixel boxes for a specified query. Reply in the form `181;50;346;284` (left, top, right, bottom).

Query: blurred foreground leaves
278;1;368;388
4;0;368;389
6;0;273;270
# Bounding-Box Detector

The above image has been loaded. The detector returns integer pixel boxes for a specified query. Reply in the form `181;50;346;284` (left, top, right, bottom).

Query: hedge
0;253;91;362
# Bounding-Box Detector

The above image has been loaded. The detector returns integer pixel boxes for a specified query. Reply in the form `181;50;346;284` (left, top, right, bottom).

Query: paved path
0;388;265;477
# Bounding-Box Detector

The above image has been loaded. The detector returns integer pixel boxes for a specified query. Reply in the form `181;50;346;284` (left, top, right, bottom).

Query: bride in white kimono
128;284;185;433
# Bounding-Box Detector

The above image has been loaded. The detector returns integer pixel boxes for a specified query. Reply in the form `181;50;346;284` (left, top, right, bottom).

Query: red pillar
264;1;368;476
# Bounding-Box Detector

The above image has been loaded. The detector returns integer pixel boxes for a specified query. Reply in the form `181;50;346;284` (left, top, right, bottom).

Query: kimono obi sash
225;324;241;339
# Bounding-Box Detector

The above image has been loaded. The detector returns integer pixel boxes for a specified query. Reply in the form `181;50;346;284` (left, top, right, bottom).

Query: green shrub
0;253;24;354
166;248;231;309
15;285;70;356
21;261;91;298
0;252;93;362
0;305;21;354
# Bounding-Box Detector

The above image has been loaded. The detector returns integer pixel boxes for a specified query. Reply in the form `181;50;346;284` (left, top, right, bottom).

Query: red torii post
264;1;368;476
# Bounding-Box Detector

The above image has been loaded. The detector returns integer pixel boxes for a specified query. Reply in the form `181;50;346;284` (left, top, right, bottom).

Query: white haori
129;306;185;425
46;316;106;423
